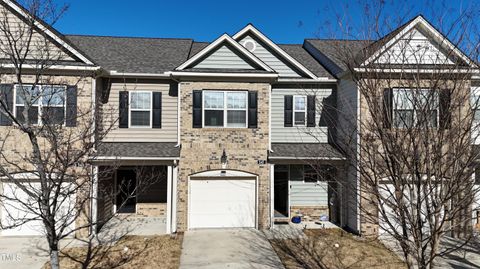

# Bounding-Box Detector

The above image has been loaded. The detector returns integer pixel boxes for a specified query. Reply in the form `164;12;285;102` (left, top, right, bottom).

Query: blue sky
53;0;479;45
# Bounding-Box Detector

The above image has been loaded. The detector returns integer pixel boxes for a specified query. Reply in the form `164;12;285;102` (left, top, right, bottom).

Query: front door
274;165;289;218
116;170;137;213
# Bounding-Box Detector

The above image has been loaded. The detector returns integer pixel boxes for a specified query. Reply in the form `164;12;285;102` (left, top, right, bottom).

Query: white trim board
233;24;318;79
175;34;274;72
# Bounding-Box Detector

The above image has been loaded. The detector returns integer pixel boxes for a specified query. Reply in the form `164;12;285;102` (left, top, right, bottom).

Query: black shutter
0;84;13;126
192;90;202;128
284;95;293;127
439;89;451;129
65;85;77;127
152;92;162;128
383;88;393;128
307;95;316;127
248;91;258;128
119;91;129;128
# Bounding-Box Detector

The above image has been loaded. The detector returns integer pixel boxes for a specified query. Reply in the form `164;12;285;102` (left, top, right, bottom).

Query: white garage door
1;182;76;236
189;179;256;229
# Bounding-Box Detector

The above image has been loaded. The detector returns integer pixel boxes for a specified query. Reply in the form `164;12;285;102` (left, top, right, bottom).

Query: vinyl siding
271;87;332;143
289;181;328;206
337;78;359;232
239;35;301;77
192;45;256;70
288;165;328;206
102;82;178;142
375;27;454;65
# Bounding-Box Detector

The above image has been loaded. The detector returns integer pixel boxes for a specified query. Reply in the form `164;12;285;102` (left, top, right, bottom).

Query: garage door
1;182;76;236
189;179;256;229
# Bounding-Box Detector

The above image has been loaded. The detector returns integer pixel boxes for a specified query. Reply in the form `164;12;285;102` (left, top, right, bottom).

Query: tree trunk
50;249;60;269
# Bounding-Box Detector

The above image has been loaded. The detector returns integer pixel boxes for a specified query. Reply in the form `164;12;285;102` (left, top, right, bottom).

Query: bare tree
0;1;166;269
309;1;480;268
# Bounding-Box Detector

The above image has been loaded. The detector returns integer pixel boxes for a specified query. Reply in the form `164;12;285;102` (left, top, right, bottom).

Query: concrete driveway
180;229;284;269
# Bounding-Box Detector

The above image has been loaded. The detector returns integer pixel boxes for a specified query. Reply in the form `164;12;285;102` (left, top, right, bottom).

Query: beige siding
271;87;332;143
102;82;178;142
0;5;76;63
192;45;256;70
239;35;301;77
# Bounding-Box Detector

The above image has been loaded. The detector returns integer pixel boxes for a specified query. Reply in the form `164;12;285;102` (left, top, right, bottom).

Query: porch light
221;149;228;168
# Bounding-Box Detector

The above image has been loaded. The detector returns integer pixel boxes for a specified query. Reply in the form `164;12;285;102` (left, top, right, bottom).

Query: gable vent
242;39;256;52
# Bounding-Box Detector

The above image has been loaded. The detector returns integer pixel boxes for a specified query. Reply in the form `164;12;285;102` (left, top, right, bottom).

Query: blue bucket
291;216;302;223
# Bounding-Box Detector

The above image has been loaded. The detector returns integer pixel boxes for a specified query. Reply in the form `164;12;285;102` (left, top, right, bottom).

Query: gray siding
102;82;178;142
289;181;328;206
193;45;255;70
288;165;328;206
337;78;359;232
271;87;332;143
239;35;301;77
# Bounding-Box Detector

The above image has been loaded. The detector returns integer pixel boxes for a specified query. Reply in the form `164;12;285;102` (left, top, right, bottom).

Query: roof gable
176;34;273;72
362;15;475;68
0;0;94;66
233;24;318;79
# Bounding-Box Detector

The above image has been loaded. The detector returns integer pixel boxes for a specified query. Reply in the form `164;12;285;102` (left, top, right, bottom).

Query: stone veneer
176;81;270;231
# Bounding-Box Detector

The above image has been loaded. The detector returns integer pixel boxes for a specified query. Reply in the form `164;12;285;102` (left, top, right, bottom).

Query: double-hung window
393;88;438;128
14;85;66;125
203;91;247;128
293;96;306;126
129;91;152;127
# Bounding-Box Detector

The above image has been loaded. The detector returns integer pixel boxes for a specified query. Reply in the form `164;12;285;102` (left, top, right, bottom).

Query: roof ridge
65;34;194;41
305;38;372;42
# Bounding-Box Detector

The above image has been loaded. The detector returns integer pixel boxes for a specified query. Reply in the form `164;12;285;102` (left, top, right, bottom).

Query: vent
242;40;256;52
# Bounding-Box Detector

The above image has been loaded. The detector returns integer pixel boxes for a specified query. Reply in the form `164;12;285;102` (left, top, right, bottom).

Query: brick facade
176;81;271;231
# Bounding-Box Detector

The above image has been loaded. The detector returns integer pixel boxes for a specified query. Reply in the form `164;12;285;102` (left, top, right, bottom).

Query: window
393;88;438;128
129;91;152;127
14;85;65;125
293;96;306;126
203;91;247;128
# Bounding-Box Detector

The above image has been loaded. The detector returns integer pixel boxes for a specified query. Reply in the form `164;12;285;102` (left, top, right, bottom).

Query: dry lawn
43;234;183;269
270;229;406;269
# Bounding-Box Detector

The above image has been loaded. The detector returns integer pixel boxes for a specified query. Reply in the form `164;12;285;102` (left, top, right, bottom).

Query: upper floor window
14;85;66;125
392;88;438;128
293;96;306;126
203;91;247;128
129;91;152;128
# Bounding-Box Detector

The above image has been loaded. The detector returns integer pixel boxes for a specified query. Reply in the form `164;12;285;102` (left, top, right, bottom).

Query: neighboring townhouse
0;0;478;238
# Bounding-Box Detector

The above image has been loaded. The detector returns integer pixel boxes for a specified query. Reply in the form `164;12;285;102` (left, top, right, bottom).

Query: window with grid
15;85;65;125
203;91;247;128
393;88;438;128
293;96;306;126
129;91;152;127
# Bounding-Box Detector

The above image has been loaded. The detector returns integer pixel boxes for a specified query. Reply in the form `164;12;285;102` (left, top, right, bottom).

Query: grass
43;234;183;269
270;228;406;269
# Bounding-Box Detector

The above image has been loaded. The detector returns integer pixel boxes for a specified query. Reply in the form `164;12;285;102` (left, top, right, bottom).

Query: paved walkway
180;229;285;269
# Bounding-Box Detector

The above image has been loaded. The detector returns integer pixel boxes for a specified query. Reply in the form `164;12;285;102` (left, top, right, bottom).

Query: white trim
202;90;248;128
292;95;307;127
233;24;318;79
353;67;478;73
176;34;273;72
91;166;98;234
0;63;99;71
270;163;275;229
190;169;257;178
171;165;178;233
268;156;346;160
166;71;278;78
110;71;171;78
277;78;337;83
176;82;181;146
166;165;172;234
91;156;180;161
268;84;272;151
361;16;477;68
3;0;94;65
128;91;153;128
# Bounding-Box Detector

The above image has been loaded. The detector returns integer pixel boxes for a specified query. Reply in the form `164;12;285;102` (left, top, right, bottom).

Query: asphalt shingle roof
270;143;344;159
97;142;180;158
278;44;335;79
66;35;193;73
